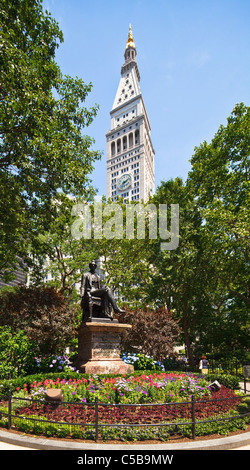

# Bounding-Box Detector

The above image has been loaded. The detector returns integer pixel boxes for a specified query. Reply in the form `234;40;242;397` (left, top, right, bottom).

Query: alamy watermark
71;202;179;251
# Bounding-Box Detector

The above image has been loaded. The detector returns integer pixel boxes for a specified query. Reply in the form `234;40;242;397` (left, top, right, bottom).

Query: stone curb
0;429;250;450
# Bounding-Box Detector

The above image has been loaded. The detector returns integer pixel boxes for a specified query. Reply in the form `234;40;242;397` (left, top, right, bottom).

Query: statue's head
89;260;97;271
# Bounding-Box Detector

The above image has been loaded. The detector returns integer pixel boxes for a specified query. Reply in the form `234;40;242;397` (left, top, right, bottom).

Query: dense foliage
117;307;180;359
0;286;76;355
0;326;35;379
0;0;100;280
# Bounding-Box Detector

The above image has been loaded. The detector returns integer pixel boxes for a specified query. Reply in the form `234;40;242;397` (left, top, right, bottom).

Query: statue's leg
105;288;125;313
89;299;93;319
90;288;112;318
91;288;124;314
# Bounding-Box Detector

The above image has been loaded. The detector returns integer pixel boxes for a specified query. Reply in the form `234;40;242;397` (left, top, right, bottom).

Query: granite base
74;321;134;375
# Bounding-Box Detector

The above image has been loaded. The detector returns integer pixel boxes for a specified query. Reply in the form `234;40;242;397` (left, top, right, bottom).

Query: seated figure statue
80;260;125;322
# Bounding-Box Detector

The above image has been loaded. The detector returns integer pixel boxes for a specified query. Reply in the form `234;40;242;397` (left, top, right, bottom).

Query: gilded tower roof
126;25;136;49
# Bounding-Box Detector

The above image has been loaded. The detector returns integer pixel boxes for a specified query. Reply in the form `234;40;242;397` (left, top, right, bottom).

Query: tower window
123;135;127;150
129;132;133;147
135;129;140;145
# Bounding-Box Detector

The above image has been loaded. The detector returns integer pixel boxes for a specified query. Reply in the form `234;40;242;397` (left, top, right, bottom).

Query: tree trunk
183;315;195;368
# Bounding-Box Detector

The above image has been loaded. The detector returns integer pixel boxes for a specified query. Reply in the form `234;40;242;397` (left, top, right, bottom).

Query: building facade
106;26;155;202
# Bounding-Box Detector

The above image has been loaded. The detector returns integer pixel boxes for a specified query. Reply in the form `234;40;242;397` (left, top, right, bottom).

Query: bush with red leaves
0;285;76;354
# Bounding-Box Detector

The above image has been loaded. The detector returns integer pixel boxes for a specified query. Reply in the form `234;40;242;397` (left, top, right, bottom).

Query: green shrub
5;414;249;441
237;397;250;414
205;373;240;390
0;326;36;379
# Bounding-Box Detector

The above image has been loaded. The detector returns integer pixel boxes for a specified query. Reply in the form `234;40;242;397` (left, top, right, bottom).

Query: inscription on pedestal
74;321;133;374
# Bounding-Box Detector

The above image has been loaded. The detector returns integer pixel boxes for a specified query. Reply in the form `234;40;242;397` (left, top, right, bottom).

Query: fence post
95;396;98;441
191;395;196;440
8;391;12;430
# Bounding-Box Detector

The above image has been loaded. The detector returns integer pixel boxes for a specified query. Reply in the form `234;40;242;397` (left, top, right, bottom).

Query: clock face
117;173;132;191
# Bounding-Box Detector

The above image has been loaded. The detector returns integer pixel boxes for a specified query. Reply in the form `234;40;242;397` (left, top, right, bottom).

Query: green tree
146;178;213;366
30;196;155;307
187;103;250;357
92;198;155;306
28;194;99;301
0;0;101;280
188;103;250;308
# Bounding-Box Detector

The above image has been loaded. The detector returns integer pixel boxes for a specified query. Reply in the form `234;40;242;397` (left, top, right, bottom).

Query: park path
0;441;35;450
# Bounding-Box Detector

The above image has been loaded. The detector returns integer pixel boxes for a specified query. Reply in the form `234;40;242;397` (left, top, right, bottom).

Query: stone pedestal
74;321;134;375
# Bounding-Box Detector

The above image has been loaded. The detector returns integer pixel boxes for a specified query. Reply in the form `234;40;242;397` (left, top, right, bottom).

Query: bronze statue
80;261;125;322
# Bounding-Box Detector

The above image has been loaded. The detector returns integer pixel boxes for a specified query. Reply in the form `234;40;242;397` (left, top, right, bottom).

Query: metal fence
1;392;249;442
209;359;249;376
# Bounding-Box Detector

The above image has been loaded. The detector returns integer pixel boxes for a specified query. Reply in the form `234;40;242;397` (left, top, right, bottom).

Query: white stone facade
106;26;155;202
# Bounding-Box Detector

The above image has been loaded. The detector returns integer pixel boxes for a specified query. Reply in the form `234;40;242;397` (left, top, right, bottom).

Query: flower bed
0;372;247;442
13;385;240;422
12;372;213;404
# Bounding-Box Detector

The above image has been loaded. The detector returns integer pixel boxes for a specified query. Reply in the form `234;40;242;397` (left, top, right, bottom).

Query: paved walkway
239;382;250;394
0;441;35;450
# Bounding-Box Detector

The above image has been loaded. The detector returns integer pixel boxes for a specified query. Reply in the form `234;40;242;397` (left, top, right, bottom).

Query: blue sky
45;0;250;198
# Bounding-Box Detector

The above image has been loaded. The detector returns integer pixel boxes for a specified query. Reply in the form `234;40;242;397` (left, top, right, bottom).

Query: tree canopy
188;103;250;309
0;0;101;280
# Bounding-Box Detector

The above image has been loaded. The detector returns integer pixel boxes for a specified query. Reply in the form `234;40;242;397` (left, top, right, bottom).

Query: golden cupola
124;25;137;64
126;25;136;49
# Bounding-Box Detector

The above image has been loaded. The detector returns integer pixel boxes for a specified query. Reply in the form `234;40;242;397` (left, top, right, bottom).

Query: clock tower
106;26;155;202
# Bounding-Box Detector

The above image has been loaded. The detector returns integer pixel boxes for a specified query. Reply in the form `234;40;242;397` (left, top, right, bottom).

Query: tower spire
124;24;137;65
126;24;136;49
